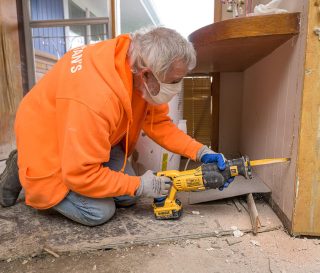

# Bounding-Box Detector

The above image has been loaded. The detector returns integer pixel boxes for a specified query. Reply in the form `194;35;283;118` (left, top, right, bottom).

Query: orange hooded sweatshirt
15;35;203;209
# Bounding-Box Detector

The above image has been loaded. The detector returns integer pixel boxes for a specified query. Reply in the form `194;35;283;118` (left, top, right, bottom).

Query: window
183;76;213;148
22;0;111;88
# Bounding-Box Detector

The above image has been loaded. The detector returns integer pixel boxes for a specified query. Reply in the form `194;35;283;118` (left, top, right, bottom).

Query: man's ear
140;68;151;82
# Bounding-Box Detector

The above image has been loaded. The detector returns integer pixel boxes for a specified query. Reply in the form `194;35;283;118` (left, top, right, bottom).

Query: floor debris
206;248;215;251
231;226;244;238
233;230;244;238
43;247;60;258
2;228;320;272
250;240;261;247
226;238;242;246
0;196;282;261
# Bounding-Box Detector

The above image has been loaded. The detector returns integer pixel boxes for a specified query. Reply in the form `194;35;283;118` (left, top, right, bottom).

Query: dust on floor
1;229;320;273
0;194;281;260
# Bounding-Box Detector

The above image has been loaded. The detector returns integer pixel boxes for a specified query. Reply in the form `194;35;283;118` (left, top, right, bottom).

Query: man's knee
54;194;117;227
82;199;116;227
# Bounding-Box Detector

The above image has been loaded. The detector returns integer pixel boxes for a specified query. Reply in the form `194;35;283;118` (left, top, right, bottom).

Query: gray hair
128;26;196;80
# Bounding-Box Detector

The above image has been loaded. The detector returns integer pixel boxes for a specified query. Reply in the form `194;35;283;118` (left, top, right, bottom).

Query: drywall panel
0;1;23;160
219;73;243;157
240;0;308;224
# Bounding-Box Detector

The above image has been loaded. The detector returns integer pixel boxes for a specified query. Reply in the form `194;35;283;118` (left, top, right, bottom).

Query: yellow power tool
153;156;289;220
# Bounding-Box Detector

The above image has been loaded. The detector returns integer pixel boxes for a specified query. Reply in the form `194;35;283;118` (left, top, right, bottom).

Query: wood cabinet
189;13;300;73
188;1;320;236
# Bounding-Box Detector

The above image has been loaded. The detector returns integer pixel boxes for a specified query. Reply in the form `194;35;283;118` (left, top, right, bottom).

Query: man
0;27;232;226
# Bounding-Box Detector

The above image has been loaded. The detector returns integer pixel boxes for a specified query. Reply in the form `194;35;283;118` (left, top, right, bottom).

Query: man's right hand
136;170;171;198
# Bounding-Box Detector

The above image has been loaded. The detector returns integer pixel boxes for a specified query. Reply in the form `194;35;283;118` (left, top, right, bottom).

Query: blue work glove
197;146;234;190
200;153;226;170
218;178;234;191
197;145;226;170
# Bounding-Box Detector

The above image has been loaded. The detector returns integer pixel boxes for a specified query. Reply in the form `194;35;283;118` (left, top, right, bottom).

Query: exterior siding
31;0;66;57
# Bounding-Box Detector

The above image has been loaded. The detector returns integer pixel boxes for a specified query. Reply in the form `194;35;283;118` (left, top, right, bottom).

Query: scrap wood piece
247;193;262;235
232;198;242;212
43;247;60;258
238;198;249;212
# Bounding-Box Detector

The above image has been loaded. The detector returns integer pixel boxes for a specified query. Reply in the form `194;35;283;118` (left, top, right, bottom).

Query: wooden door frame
214;0;222;23
292;0;320;235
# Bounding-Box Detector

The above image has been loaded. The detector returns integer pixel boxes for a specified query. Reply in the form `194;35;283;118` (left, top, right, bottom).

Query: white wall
219;73;243;157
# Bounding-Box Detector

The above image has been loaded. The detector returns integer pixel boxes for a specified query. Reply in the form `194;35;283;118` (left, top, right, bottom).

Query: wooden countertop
188;12;300;74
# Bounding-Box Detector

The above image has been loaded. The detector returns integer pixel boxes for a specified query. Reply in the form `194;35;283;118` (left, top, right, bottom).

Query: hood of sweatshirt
86;34;133;123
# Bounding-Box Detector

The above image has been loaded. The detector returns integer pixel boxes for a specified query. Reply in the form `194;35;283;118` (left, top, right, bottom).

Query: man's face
138;60;188;100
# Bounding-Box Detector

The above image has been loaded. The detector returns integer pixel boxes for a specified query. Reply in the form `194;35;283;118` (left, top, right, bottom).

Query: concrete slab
0;194;282;261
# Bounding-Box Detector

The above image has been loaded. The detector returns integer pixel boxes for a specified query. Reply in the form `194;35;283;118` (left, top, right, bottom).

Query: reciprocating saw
153;156;289;220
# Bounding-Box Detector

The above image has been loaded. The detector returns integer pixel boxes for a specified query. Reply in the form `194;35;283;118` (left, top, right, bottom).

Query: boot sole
0;150;22;207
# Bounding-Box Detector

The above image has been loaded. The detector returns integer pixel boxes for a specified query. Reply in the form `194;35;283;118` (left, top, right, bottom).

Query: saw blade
250;158;290;167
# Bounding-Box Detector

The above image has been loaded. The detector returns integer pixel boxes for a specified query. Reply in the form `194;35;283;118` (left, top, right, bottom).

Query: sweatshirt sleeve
142;104;203;160
58;99;140;198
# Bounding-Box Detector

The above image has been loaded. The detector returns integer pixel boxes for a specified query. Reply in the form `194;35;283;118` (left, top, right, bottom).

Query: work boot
0;150;22;207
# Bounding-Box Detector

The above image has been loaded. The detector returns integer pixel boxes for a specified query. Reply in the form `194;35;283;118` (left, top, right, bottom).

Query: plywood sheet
189;173;270;204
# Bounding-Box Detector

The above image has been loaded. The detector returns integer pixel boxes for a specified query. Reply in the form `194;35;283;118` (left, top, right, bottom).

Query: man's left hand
200;153;226;170
197;145;226;170
197;145;234;190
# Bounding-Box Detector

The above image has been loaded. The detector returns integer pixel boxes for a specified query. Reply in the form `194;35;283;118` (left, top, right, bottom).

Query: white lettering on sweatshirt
70;45;85;73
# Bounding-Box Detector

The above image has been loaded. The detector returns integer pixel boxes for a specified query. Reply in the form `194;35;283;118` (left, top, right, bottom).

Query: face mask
143;78;182;105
